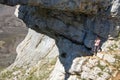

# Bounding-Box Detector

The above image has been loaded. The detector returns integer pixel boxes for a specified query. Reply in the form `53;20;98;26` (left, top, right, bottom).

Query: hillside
0;0;120;80
0;4;27;70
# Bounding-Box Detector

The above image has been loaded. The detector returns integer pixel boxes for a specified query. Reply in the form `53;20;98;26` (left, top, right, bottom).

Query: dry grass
0;41;5;48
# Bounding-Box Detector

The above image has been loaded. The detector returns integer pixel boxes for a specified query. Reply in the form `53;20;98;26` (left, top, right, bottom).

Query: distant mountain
0;4;27;69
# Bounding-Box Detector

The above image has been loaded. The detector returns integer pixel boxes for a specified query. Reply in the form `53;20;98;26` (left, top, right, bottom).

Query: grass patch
107;44;118;51
0;58;57;80
0;67;5;72
97;61;106;71
112;55;120;70
0;70;13;79
36;58;57;80
0;66;24;79
24;58;57;80
115;32;120;41
98;72;103;77
26;74;39;80
0;41;5;48
81;78;87;80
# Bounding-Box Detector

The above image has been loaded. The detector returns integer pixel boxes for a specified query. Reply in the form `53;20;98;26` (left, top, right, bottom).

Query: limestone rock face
50;51;120;80
0;0;120;80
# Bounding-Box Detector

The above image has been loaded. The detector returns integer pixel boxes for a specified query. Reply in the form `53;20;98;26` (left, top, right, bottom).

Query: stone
93;67;102;75
96;77;105;80
103;67;111;73
81;71;89;79
69;57;88;74
101;72;111;79
111;0;120;18
0;0;120;80
82;65;91;72
12;70;21;76
100;61;107;67
103;54;116;63
97;53;104;59
88;58;99;66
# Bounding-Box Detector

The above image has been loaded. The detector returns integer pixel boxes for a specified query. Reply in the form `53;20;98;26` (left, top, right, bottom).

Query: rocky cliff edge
0;0;120;80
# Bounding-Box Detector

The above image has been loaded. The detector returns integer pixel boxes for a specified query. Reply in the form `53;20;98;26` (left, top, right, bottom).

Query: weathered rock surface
0;0;120;80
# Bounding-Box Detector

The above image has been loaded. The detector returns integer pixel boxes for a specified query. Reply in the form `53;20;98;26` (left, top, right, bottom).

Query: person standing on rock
93;36;102;55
